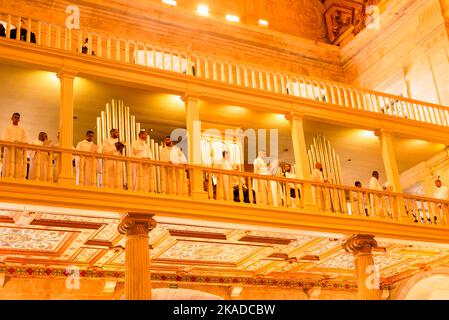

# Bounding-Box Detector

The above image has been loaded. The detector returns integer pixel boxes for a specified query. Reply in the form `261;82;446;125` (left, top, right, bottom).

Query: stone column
117;213;157;300
286;112;315;209
57;69;77;186
182;92;207;199
343;234;381;300
375;129;401;193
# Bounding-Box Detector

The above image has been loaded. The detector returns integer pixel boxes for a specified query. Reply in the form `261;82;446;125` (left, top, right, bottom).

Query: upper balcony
1;11;449;144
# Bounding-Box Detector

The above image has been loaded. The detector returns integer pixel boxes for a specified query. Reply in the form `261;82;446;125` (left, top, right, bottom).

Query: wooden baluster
149;164;155;193
228;63;234;84
235;65;241;86
207;171;213;199
9;145;15;178
220;62;225;82
280;74;286;95
90;156;96;186
138;162;144;192
6;15;11;39
247;178;254;204
169;49;174;72
262;71;276;92
26;18;32;44
47;23;52;47
204;58;210;79
106;38;112;59
56;25;61;48
125;41;130;63
438;108;447;126
237;176;244;203
97;35;102;57
348;190;356;215
47;152;53;182
243;67;249;87
251;68;256;89
195;56;201;77
212;60;217;81
16;17;21;41
171;166;177;195
273;73;279;93
178;52;183;74
259;70;265;91
37;21;42;45
115;39;121;61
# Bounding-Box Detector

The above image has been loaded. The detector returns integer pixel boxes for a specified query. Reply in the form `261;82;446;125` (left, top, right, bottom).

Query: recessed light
259;19;269;27
225;14;240;23
162;0;177;6
197;4;209;16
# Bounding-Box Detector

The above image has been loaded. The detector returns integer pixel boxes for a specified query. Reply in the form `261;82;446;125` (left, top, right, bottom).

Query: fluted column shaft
58;69;77;186
343;234;381;300
118;213;157;300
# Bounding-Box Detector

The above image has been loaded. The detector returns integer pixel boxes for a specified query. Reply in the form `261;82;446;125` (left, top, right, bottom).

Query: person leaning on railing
0;23;5;37
10;20;36;44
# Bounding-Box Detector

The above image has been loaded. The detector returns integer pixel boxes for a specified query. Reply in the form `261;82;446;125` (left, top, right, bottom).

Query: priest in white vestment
99;129;124;189
75;130;98;186
29;132;50;181
253;150;270;205
160;136;187;195
2;113;28;179
131;130;153;192
369;170;387;217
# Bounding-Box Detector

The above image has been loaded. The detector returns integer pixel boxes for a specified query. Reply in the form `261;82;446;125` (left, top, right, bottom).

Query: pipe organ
307;135;342;185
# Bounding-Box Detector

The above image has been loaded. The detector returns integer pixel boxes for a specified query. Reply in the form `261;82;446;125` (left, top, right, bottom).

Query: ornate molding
342;234;378;255
117;213;157;236
322;0;379;45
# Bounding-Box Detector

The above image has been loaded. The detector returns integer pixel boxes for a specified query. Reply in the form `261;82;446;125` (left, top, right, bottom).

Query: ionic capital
342;234;378;255
117;213;157;236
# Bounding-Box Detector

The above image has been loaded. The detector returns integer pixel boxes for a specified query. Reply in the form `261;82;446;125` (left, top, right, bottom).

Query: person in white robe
75;130;98;186
131;130;153;192
433;179;448;223
253;150;270;205
213;150;239;201
29;132;51;181
160;136;187;195
99;128;124;189
352;181;368;216
369;170;389;217
283;163;300;208
2;113;28;179
311;162;328;209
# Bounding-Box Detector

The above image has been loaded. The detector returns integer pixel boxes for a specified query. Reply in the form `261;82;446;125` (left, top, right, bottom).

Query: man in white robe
160;136;187;195
311;162;328;210
369;170;388;217
99;128;123;189
29;132;50;181
2;113;28;179
131;130;153;192
253;150;270;205
75;130;98;186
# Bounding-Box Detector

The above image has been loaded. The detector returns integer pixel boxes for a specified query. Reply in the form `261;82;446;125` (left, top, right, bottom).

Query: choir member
75;130;98;186
29;131;50;181
253;150;270;205
2;113;28;178
131;130;153;192
160;136;187;195
99;128;123;188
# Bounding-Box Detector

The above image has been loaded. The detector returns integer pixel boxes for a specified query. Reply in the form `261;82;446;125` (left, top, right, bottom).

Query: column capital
181;92;202;103
117;213;157;236
374;128;394;138
57;68;78;79
342;234;378;255
285;111;306;122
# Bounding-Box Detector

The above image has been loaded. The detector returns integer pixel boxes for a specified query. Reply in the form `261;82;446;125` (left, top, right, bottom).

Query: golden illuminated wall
0;0;343;81
342;0;449;106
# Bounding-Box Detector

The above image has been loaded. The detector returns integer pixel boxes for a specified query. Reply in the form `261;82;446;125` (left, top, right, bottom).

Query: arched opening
405;275;449;300
119;288;224;300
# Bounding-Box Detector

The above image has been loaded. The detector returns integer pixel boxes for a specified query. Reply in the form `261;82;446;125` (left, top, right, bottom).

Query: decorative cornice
0;265;359;291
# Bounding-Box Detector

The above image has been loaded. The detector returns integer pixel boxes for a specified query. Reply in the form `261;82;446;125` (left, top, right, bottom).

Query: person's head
163;136;173;147
110;128;119;139
285;163;292;172
222;150;230;160
38;132;48;142
355;181;362;188
372;171;379;179
258;150;266;158
11;113;20;125
435;179;442;188
315;162;323;171
138;130;149;141
85;130;95;142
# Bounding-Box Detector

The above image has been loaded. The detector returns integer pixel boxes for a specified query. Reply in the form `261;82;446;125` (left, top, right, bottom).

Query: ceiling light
162;0;177;6
197;4;209;16
259;19;269;27
225;14;240;23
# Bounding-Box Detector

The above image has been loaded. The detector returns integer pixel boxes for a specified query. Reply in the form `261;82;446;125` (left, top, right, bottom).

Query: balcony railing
1;141;448;227
1;12;449;127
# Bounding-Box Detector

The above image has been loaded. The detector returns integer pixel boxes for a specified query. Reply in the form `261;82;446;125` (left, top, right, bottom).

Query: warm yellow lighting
358;130;376;139
197;4;209;16
225;14;240;23
259;19;269;27
275;114;286;120
226;106;247;115
162;0;177;6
